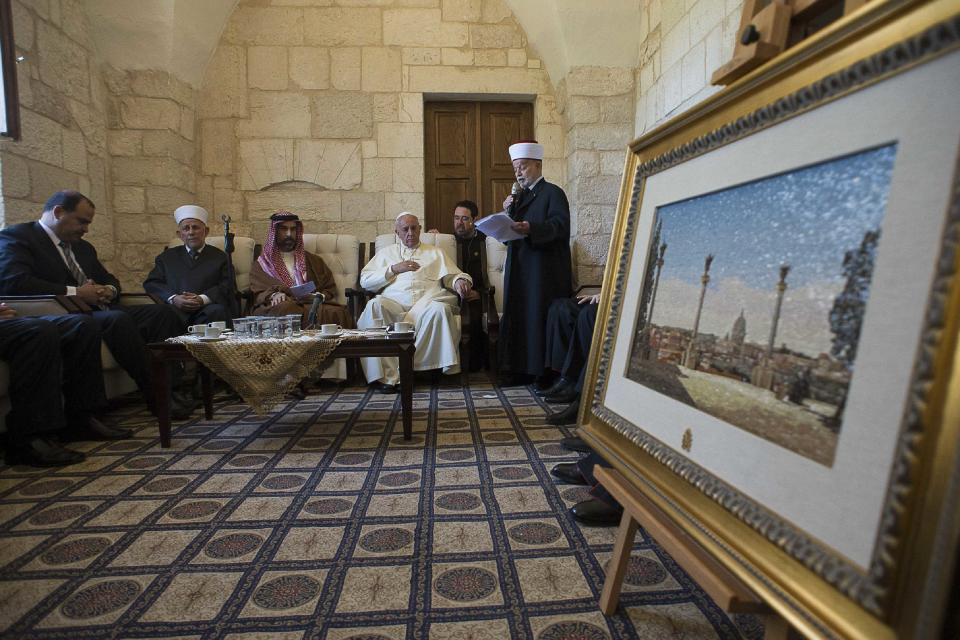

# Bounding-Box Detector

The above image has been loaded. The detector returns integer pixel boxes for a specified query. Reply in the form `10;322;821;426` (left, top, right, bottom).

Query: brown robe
249;251;354;329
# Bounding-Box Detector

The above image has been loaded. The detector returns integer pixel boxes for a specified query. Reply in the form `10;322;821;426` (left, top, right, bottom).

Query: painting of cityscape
627;144;897;467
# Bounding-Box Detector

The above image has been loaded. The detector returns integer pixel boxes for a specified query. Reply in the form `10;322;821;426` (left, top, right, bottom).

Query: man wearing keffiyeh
249;211;353;332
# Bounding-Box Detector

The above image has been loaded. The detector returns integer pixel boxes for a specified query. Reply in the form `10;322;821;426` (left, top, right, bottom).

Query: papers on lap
476;212;523;242
289;281;316;298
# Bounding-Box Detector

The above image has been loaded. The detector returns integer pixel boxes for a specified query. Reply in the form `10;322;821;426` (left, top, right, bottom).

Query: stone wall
0;0;113;260
104;69;197;288
195;0;563;246
635;0;743;135
559;66;636;286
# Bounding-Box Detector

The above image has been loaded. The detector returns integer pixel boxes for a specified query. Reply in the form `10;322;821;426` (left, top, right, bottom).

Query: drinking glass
233;318;248;338
286;314;302;336
277;316;290;338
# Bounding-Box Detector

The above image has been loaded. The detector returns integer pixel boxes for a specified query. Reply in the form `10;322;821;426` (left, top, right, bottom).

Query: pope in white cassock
358;212;473;392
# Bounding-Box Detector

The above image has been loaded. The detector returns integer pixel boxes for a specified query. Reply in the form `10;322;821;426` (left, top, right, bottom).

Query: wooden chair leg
599;512;640;615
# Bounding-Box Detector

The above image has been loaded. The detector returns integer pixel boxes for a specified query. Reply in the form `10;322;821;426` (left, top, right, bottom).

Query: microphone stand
221;214;239;320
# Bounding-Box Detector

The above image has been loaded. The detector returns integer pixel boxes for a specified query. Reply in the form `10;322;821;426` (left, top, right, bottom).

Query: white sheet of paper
475;212;523;242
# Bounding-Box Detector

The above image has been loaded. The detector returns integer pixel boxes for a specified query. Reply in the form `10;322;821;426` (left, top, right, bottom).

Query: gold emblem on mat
681;429;692;452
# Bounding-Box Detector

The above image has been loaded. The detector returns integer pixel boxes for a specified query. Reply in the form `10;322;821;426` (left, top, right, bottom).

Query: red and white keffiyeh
257;211;307;286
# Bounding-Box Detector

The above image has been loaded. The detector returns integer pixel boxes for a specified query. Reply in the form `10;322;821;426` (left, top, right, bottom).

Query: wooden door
424;101;533;233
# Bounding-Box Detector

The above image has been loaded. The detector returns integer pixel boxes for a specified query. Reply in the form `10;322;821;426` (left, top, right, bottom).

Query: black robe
144;244;233;327
498;178;573;376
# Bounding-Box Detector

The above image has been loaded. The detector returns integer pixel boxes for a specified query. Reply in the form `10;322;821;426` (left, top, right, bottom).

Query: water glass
277;315;291;338
232;318;248;338
286;314;302;336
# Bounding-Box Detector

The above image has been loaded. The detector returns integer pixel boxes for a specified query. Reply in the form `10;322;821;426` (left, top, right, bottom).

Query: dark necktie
58;241;85;284
188;249;199;261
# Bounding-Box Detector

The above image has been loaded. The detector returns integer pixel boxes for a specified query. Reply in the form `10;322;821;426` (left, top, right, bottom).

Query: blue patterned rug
0;376;762;639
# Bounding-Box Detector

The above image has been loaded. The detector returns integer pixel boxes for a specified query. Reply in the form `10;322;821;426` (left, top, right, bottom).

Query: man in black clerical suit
429;200;488;370
0;190;182;408
499;140;573;385
0;303;131;467
538;291;601;425
144;205;231;330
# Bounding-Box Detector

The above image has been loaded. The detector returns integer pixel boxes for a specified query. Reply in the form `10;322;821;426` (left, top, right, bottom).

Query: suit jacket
0;222;121;295
143;244;232;308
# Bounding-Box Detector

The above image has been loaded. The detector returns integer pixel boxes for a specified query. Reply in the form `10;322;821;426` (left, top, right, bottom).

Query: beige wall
0;0;746;290
0;0;114;261
635;0;742;135
193;0;563;254
104;68;197;287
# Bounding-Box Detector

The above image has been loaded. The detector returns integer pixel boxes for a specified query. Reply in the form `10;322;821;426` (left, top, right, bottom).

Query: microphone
221;214;234;254
507;182;522;219
307;293;323;329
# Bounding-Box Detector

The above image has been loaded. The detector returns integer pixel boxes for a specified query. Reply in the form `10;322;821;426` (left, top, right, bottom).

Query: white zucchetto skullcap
174;205;209;225
395;211;419;223
508;140;544;161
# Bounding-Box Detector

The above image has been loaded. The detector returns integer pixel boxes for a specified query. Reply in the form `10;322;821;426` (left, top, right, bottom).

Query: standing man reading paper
357;212;472;393
498;140;573;385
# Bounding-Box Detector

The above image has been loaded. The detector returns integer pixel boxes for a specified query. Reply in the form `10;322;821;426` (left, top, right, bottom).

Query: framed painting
580;1;960;639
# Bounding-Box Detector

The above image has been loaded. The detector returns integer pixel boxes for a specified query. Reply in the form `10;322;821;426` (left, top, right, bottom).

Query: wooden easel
595;466;794;639
711;0;872;85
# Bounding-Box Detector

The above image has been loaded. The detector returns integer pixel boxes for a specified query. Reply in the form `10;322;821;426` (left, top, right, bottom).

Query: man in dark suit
499;140;573;385
0;190;184;417
428;200;488;370
144;205;231;330
1;302;129;466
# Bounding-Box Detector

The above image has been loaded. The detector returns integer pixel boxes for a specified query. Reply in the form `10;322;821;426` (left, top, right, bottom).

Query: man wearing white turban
498;140;573;385
358;212;473;393
144;205;232;331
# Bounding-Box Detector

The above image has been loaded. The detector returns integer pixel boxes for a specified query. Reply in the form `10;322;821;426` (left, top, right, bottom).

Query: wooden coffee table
147;334;415;448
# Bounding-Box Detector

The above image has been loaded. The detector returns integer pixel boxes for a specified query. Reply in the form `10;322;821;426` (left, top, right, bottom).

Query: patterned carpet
0;375;761;639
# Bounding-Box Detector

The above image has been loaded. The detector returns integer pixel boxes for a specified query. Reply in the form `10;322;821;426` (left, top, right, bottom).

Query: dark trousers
0;315;106;444
544;299;598;392
94;304;182;390
464;298;486;370
577;451;619;509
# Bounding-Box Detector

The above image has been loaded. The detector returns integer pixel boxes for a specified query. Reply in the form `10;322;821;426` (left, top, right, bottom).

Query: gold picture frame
579;1;960;638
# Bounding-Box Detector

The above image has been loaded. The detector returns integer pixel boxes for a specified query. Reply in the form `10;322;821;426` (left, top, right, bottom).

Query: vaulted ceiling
83;0;643;88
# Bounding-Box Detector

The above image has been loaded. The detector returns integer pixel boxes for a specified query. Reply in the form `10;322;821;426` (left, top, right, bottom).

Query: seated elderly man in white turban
358;212;473;393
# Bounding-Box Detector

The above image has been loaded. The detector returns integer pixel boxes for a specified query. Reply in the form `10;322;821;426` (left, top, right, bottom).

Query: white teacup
320;323;341;336
187;324;207;334
208;321;227;330
391;321;414;333
204;326;223;338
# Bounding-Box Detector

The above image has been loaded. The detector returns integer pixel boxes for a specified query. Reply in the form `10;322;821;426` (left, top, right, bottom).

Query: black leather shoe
546;400;580;426
571;498;623;527
373;382;398;394
535;373;557;390
561;436;591;453
545;388;579;404
536;377;571;397
5;438;85;467
65;417;133;441
550;462;588;485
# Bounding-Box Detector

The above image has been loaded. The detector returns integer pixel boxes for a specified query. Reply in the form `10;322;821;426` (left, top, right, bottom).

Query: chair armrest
0;294;79;316
345;287;374;319
481;286;499;331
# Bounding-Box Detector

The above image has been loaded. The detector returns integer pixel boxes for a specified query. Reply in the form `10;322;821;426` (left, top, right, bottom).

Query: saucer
319;331;343;338
199;336;227;342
